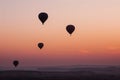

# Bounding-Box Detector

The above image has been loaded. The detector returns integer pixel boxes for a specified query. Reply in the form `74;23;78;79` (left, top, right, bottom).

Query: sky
0;0;120;68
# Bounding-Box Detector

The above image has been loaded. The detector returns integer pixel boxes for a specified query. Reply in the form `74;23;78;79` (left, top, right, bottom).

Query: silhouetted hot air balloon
66;24;75;35
38;43;44;49
13;60;19;67
38;12;48;25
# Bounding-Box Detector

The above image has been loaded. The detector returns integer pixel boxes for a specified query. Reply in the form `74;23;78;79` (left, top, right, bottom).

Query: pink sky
0;0;120;67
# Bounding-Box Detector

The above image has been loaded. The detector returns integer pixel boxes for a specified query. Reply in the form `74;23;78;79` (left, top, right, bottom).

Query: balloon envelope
13;60;19;67
38;12;48;24
38;43;44;49
66;25;75;35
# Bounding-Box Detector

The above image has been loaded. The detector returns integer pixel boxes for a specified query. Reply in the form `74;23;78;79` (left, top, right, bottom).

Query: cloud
107;46;119;51
106;46;120;53
80;49;89;53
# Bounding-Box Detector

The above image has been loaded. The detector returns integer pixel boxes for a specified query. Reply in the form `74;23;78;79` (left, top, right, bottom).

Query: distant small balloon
38;43;44;49
66;24;75;35
13;60;19;67
38;12;48;25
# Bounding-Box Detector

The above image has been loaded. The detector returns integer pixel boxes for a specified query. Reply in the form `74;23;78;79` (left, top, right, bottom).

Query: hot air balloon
38;43;44;49
38;12;48;25
66;24;75;36
13;60;19;67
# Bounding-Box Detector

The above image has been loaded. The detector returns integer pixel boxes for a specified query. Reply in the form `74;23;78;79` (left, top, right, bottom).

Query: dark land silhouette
0;65;120;80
